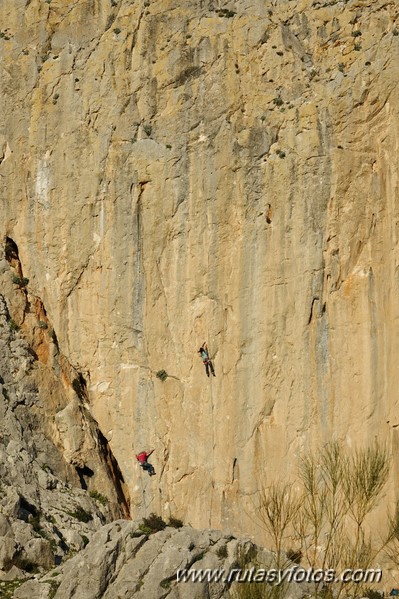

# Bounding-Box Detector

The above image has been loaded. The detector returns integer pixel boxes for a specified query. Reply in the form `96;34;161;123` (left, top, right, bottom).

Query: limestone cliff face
1;0;399;539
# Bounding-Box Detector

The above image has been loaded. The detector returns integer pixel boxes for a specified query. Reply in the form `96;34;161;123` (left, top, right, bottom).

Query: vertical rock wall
1;0;399;540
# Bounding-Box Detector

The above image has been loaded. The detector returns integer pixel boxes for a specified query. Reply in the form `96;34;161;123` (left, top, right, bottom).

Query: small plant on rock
156;369;168;381
168;516;183;528
143;123;152;136
49;581;61;599
68;507;92;523
160;579;172;589
140;513;166;533
12;275;29;287
215;8;236;17
89;490;108;506
9;319;20;332
138;524;152;535
216;544;228;559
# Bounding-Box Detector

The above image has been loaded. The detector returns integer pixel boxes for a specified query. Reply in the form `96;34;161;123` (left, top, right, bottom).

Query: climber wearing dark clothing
136;449;155;476
198;342;216;377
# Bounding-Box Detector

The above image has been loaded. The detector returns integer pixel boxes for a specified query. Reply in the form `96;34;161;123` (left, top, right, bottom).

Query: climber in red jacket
136;449;155;476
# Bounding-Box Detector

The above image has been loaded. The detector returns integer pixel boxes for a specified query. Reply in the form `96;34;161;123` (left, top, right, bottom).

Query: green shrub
354;43;362;51
273;96;283;107
12;276;29;287
113;27;121;35
156;369;168;381
89;490;108;505
138;524;152;535
9;319;20;331
0;580;25;598
143;123;152;136
168;516;183;528
141;513;166;533
160;579;171;589
215;8;236;17
49;581;61;599
352;30;362;37
216;544;228;559
68;507;92;523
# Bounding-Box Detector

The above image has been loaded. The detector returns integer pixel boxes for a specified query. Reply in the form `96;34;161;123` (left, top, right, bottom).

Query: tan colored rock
1;0;399;544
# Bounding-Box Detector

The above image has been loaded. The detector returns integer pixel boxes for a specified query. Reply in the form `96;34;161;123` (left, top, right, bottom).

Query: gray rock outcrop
0;288;127;583
14;521;285;599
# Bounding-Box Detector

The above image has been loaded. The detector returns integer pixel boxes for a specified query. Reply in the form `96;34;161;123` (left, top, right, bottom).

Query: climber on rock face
198;342;216;378
136;449;155;476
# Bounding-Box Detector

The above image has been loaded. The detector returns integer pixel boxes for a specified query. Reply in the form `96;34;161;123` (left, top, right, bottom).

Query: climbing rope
139;465;147;518
207;338;216;526
138;460;156;519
